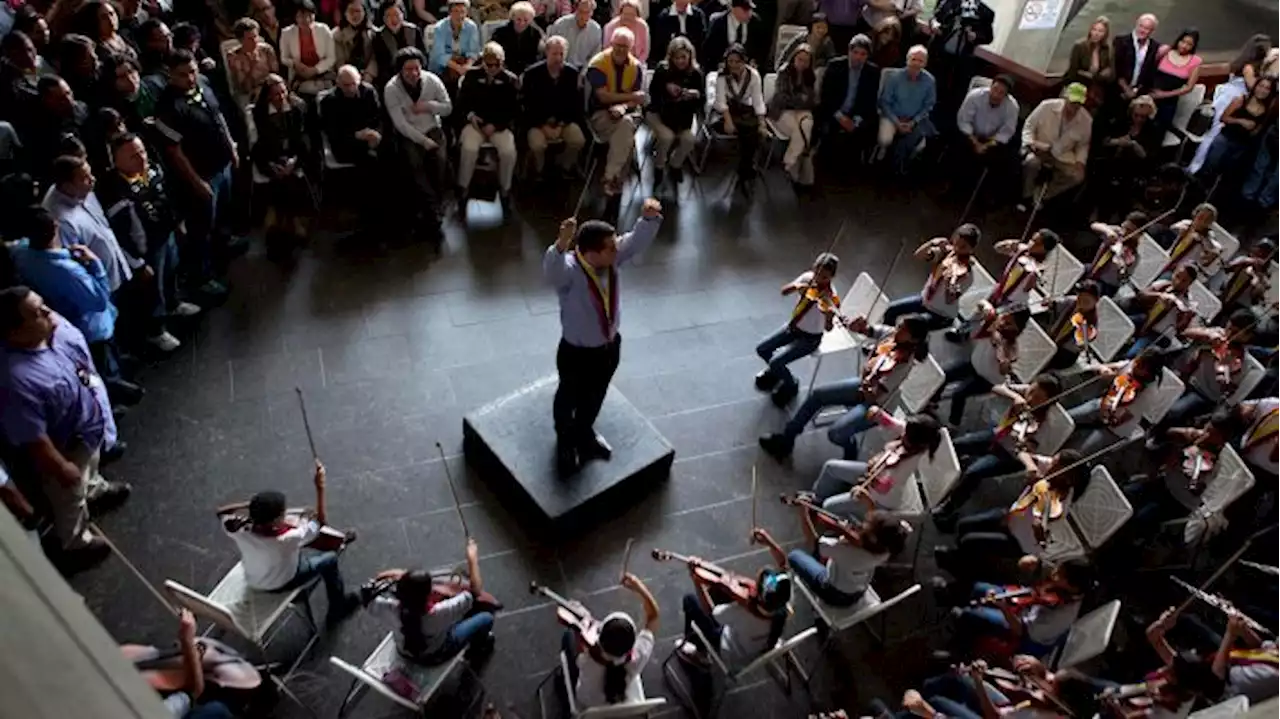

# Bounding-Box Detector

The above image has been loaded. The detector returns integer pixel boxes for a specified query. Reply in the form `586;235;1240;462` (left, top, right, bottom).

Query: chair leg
534;665;562;719
274;674;320;719
336;678;363;718
661;649;710;719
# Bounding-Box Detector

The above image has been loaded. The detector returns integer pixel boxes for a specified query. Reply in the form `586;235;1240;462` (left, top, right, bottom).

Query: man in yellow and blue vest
585;27;645;196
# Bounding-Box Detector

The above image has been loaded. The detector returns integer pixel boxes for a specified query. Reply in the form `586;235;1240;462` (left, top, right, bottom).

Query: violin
1110;242;1136;282
957;662;1076;717
1180;445;1217;493
1008;410;1040;451
529;582;601;647
969;582;1068;609
779;493;862;538
1011;479;1067;547
856;443;907;497
361;569;504;614
1100;373;1141;427
122;637;262;694
217;503;355;553
651;549;755;604
861;340;904;394
1071;312;1098;349
1210;341;1243;393
928;253;971;303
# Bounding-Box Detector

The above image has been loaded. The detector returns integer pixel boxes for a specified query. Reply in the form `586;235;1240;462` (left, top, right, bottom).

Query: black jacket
930;0;994;57
490;21;545;77
371;23;426;89
649;5;707;68
647;61;704;131
251;95;310;174
320;82;382;163
702;10;768;70
520;60;583;128
457;66;520;131
818;57;880;128
1112;32;1161;93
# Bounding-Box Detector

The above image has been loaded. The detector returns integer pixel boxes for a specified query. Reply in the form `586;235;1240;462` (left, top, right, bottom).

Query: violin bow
749;465;758;541
90;523;179;617
296;387;318;462
436;441;470;538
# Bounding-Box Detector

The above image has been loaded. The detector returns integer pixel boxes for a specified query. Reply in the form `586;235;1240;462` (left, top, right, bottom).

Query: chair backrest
1135;367;1186;427
968;76;993;92
1188;695;1250;719
1209;223;1240;276
845;271;890;325
328;655;422;712
1186;280;1222;323
898;354;945;414
1197;444;1255;518
1012;320;1055;382
1130;234;1170;289
1093;296;1135;362
1038;245;1085;298
1171;84;1207;132
730;626;819;681
425;22;436;49
482;19;505;44
833;583;922;631
916;427;960;510
1068;466;1133;553
163;579;249;639
1037;402;1075;456
1055;599;1121;669
578;698;668;718
762;72;777;106
774;24;806;65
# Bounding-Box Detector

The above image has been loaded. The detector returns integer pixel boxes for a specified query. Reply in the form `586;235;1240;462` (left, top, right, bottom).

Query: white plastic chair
1186;280;1222;323
1038;246;1086;298
1054;599;1121;669
1183;444;1256;546
537;651;667;718
805;272;889;423
1188;695;1250;719
481;19;505;43
1045;466;1133;561
1088;297;1135;363
662;624;818;718
794;581;922;664
329;632;477;717
1130;234;1170;289
1162;84;1206;156
1013;321;1055;382
897;355;946;414
773;24;806;66
1130;367;1187;429
1205;223;1241;282
956;261;997;320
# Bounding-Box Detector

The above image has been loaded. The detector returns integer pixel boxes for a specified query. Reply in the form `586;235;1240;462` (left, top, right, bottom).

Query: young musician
1121;409;1235;540
561;573;659;709
944;228;1056;343
936;304;1030;427
1234;397;1278;478
884;657;1068;719
951;558;1094;658
1216;237;1275;322
931;374;1062;526
1087;211;1146;296
880;223;981;331
1067;351;1170;455
1084;610;1220;719
217;461;361;627
1142;606;1244;710
1044;280;1102;369
674;527;792;669
779;508;908;607
543;198;663;476
151;610;236;719
1124;264;1198;359
366;538;497;663
809;411;943;518
1211;613;1279;703
1161;310;1256;427
755;252;841;407
1161;202;1222;277
759;314;931;460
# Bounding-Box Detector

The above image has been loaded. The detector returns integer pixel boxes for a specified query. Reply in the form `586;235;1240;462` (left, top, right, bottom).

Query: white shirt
714;66;766;116
372;591;474;656
1023;599;1081;645
224;519;319;590
1131;35;1151;86
788;271;836;335
921;255;974;318
713;602;776;669
971;335;1008;386
726;14;745;46
819;536;887;594
575;629;655;709
861;327;915;402
1242;398;1279;476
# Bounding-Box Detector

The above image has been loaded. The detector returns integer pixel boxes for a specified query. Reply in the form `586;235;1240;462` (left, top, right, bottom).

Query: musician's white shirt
574;628;655;708
819;537;887;595
790;271;834;336
1226;640;1280;703
921;255;973;318
224;519;319;591
862;326;914;402
712;602;775;669
372;592;474;657
971;335;1008;386
1021;599;1080;646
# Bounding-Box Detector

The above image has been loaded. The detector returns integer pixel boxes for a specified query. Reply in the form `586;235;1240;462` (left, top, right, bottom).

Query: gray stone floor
69;168;1042;718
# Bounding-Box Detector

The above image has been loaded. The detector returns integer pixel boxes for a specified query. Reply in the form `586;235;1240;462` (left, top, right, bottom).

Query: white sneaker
171;301;202;317
147;331;181;352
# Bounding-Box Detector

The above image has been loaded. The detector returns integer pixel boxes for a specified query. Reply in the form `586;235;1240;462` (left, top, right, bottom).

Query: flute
1170;577;1272;636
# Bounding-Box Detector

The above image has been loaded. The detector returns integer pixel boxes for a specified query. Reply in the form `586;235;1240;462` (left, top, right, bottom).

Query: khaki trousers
589;110;640;181
645;112;695;169
527;123;587;172
44;442;109;550
1022;151;1086;201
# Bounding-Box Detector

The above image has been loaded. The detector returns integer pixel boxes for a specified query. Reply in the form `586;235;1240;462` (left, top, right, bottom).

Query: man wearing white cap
1018;81;1093;210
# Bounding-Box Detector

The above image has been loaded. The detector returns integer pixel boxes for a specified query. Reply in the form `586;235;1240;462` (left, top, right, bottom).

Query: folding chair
1162;85;1206;164
535;651;667;718
661;625;818;718
1037;246;1085;298
896;355;946;414
1044;467;1134;562
1180;444;1255;548
773;24;807;66
1052;599;1121;670
1012;321;1055;382
792;580;922;672
1190;352;1265;407
1129;234;1170;289
1136;367;1187;427
1185;280;1222;324
982;397;1074;456
164;568;322;715
805;272;889;425
1188;695;1249;719
329;632;481;717
1085;297;1135;364
1203;222;1240;283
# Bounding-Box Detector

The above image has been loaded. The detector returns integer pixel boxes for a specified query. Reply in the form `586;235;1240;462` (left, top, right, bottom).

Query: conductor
543;198;663;476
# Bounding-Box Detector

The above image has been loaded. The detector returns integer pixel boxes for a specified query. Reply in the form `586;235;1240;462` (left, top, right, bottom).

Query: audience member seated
521;36;587;179
252;74;314;246
1019;82;1091;211
876;44;936;175
384;47;450;235
226;18;279;106
72;0;137;68
1064;16;1115;92
702;0;766;71
604;0;650;64
1188;34;1277;175
645;36;702;187
10;7;52;73
0;31;42;122
650;0;706;70
1092;94;1160;219
531;0;574;29
1150;28;1201;129
769;43;818;185
1197;76;1276;182
99;133;201;353
281;0;337;97
776;12;833;71
817;34;879;161
491;2;545;76
321;66;384;231
217;463;362;627
0;286;130;566
712;43;766;188
585;26;645;195
22;76;90;184
949;72;1016;197
371;0;426;91
333;0;376;82
548;0;604;68
456;42;519;209
429;0;481;92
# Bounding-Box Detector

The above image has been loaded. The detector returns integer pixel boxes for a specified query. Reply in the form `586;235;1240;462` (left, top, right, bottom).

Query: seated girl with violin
759;314;931;461
755;251;841;408
809;411;943;519
882;656;1072;719
365;538;498;664
217;461;362;627
936;449;1086;579
561;573;660;709
1087;212;1147;296
1066;351;1170;455
950;557;1095;659
936;304;1030;427
1044;280;1102;370
880;224;981;332
944;229;1057;344
931;374;1062;528
1215;237;1275;323
779;505;909;607
1123;265;1199;359
1161;310;1256;428
671;527;793;669
1160;203;1221;278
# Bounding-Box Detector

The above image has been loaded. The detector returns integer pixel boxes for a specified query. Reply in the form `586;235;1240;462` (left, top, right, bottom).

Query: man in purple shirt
0;287;130;564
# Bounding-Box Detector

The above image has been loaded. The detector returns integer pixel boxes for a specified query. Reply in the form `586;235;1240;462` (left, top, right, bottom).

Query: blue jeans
787;548;864;607
888;122;931;174
756;324;823;389
938;428;1018;513
430;611;495;661
782;377;875;457
881;293;955;331
184;163;233;283
921;672;1010;712
276;551;347;616
146;232;181;335
1243;132;1278;209
186;702;235;719
1200;135;1247;179
939;359;993;426
1162;389;1212;428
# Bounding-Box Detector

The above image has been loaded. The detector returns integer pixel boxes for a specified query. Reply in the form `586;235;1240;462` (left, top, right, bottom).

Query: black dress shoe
101;441;128;465
579;432;612;461
88;481;132;516
758;433;794;460
556;443;580;476
755;369;780;391
771;381;799;407
106;379;145;406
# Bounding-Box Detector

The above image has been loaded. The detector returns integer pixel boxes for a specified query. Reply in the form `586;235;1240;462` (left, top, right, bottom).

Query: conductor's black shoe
758;433;794;460
556;443;580;475
579;433;613;461
771;381;799;407
755;369;780;391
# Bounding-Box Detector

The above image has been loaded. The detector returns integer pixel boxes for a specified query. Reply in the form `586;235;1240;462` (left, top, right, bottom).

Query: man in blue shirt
876;44;936;174
542;198;662;475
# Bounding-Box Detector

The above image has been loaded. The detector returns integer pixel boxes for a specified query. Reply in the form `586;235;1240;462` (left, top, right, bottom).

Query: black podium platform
462;376;675;530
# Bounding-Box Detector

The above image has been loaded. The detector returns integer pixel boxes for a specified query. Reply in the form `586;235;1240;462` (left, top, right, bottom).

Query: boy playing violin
1044;279;1102;369
881;224;981;331
673;527;793;669
949;557;1095;659
936;304;1030;427
771;506;908;608
1067;351;1170;454
944;228;1057;343
1161;309;1256;427
809;410;943;518
217;461;361;627
755;252;841;407
1087;211;1146;296
1124;264;1199;359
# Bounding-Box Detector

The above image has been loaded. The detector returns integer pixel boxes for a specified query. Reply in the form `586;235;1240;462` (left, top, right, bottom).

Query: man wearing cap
543;199;663;476
950;73;1018;196
817;33;880;156
702;0;767;70
1019;82;1092;210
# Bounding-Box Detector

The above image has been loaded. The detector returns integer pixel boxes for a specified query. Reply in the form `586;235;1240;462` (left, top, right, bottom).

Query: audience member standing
1064;16;1114;91
925;0;993;127
1149;28;1202;129
703;0;766;70
650;0;705;70
1111;13;1159;119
